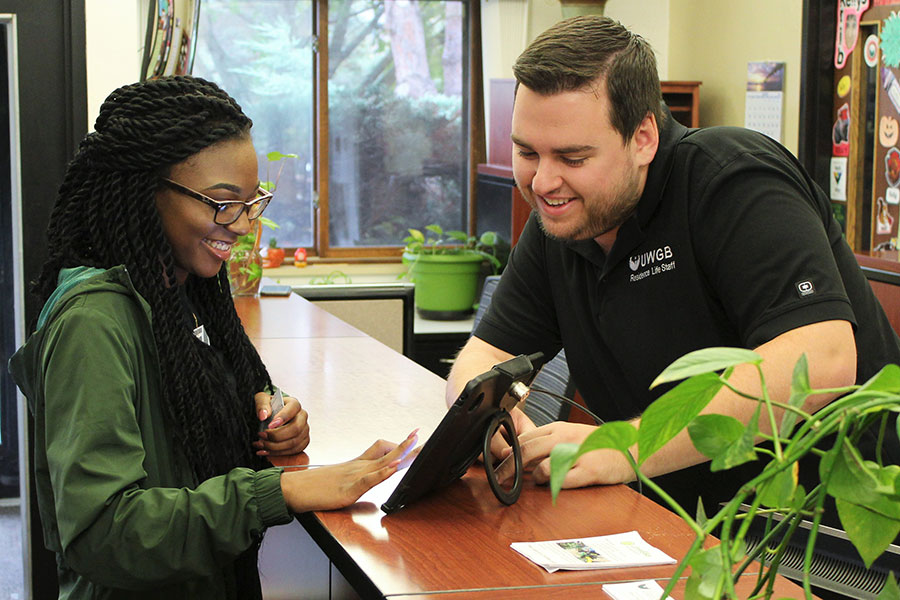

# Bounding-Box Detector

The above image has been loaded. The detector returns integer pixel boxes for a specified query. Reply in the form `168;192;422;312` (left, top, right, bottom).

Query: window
193;0;471;258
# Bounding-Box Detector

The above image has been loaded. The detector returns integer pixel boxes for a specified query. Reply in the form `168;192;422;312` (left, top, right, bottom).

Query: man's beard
532;169;641;243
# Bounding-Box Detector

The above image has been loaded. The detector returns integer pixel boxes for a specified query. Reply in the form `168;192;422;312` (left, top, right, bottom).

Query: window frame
300;0;484;261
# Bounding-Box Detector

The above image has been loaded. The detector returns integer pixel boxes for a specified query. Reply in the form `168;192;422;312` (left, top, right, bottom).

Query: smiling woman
155;136;261;283
7;75;415;599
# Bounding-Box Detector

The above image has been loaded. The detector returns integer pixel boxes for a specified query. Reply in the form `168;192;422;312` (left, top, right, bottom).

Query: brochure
510;530;676;574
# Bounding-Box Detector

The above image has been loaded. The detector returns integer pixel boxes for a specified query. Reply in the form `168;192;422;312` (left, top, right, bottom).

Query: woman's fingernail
256;450;269;456
259;409;268;421
269;418;283;429
407;428;420;440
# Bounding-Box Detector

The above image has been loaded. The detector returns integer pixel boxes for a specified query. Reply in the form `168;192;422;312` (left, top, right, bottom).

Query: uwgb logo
629;246;673;271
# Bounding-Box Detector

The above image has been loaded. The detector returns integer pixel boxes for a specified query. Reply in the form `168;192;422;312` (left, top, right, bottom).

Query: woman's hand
253;391;310;456
280;431;419;513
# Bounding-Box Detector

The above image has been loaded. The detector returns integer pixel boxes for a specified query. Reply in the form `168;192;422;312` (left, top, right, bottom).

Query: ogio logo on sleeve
796;280;815;297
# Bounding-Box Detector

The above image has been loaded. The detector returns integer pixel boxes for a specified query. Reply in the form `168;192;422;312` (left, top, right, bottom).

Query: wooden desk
237;294;807;599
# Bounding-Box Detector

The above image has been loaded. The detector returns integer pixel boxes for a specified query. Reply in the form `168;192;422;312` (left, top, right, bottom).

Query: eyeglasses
160;178;273;225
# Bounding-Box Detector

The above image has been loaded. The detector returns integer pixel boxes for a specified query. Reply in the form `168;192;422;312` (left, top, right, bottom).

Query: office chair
473;276;574;426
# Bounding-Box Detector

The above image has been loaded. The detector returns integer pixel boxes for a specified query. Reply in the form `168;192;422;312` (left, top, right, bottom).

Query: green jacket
9;266;292;599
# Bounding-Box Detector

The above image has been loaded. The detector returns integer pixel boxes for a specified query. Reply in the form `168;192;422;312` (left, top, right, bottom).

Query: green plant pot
403;251;485;319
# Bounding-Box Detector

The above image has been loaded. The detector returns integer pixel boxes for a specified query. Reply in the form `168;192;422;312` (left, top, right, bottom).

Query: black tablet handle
482;410;523;505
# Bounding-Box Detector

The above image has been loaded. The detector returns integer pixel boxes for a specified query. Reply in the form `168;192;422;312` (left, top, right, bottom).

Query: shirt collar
564;107;691;272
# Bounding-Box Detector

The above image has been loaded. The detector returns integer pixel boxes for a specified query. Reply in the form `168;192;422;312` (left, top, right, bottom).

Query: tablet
381;352;543;514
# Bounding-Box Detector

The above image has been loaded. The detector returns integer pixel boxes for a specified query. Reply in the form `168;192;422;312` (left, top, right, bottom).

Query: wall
480;0;671;159
668;0;802;154
84;0;146;128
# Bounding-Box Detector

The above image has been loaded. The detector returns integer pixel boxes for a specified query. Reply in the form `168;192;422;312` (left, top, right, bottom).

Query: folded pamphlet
510;530;676;574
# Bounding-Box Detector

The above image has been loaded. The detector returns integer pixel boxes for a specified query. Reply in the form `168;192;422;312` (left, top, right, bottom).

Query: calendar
745;61;785;143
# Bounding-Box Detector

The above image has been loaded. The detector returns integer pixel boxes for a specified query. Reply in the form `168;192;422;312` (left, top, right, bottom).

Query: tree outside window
193;0;468;256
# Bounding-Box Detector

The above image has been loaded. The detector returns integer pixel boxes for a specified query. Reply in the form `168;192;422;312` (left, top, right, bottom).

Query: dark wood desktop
235;293;807;599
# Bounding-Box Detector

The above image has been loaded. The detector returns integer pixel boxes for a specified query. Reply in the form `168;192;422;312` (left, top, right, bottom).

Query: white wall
668;0;802;154
84;0;147;129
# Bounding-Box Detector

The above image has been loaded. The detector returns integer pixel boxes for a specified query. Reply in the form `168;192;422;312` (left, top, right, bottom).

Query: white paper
603;580;675;600
510;530;676;574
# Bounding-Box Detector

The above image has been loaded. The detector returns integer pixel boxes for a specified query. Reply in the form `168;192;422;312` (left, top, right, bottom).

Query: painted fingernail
256;450;269;456
407;428;420;440
258;409;268;421
269;418;283;429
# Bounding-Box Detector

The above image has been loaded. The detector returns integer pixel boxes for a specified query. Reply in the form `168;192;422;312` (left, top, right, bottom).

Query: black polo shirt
475;115;900;511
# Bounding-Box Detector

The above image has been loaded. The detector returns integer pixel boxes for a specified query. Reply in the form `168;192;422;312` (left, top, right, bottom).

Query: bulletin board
831;0;900;252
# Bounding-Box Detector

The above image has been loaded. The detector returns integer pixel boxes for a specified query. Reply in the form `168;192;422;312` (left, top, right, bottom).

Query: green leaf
266;150;298;161
826;442;900;520
445;230;469;243
425;224;443;236
687;412;759;472
549;422;638;502
695;496;708;528
479;231;498;246
688;414;744;459
836;498;900;568
650;347;762;389
260;180;275;192
259;216;279;230
638;372;724;465
878;572;900;600
407;229;425;243
856;364;900;395
781;354;810;437
757;461;798;508
708;406;759;472
684;546;727;600
549;443;580;502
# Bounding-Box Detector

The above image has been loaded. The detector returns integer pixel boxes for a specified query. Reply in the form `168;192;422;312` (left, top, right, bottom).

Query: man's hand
494;422;634;488
489;406;536;459
253;391;311;456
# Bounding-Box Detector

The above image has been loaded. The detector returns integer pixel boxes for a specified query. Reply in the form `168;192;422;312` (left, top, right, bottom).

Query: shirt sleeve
690;146;856;348
41;300;292;590
474;214;564;361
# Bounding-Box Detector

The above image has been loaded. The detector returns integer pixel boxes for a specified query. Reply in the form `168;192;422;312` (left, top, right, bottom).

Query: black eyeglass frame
159;177;273;225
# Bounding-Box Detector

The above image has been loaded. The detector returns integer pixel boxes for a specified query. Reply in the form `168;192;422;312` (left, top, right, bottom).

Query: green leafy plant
402;224;503;274
308;270;352;285
227;151;296;292
549;347;900;599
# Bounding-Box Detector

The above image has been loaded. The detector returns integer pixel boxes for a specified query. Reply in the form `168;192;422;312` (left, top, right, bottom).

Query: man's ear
630;112;659;167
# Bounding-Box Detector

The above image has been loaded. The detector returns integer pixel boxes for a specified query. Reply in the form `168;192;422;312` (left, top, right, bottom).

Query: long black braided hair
34;76;272;595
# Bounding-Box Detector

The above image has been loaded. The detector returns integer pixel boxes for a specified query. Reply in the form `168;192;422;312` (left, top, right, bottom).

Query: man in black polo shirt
447;15;900;512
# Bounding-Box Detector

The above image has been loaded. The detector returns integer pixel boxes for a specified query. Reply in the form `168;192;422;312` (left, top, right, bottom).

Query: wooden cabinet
661;80;701;128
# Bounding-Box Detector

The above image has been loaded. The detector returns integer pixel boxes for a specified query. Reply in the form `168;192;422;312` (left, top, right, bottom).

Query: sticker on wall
877;196;896;234
888;187;900;204
884;67;900;114
831;157;848;201
838;75;852;97
833;103;851;156
875;0;900;5
836;0;871;68
882;12;900;67
887;146;900;186
865;34;881;66
881;116;900;146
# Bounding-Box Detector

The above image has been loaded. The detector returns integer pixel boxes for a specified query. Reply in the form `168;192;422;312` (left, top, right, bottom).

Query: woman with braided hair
8;75;416;599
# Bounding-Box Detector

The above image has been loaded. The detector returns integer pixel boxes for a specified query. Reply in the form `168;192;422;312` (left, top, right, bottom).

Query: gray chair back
473;276;574;426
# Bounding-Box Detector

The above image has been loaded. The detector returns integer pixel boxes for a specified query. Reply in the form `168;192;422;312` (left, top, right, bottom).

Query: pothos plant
228;151;296;291
402;224;503;273
549;347;900;599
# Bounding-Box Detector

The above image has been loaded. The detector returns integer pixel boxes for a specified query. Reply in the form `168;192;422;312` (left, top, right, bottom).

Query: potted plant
549;347;900;599
227;151;296;295
402;224;503;319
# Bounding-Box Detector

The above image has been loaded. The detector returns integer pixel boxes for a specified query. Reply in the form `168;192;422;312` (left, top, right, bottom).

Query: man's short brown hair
513;15;665;142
